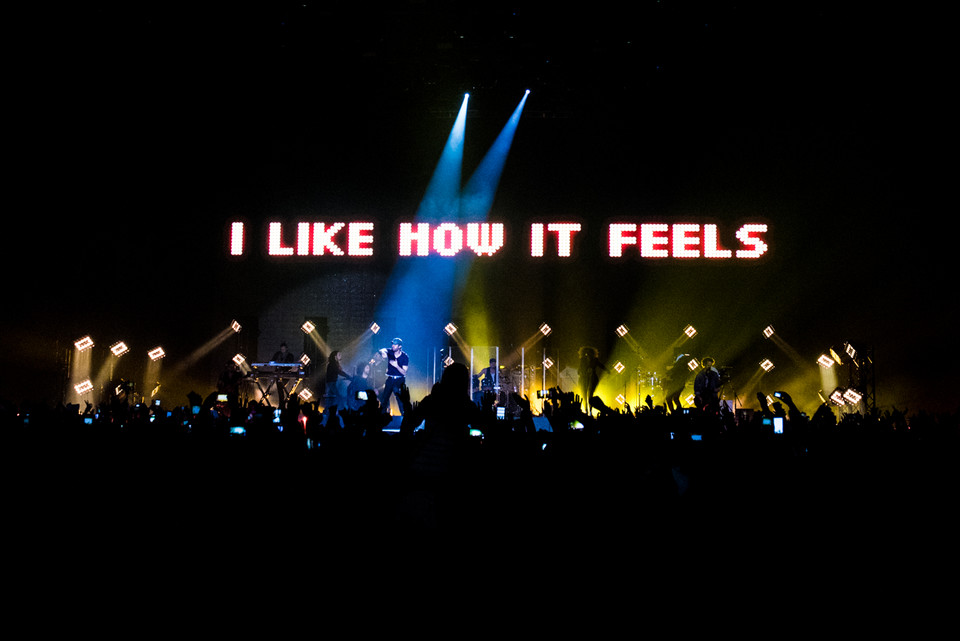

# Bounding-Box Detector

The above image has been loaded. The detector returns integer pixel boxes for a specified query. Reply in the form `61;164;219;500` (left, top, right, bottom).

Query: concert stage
3;5;953;417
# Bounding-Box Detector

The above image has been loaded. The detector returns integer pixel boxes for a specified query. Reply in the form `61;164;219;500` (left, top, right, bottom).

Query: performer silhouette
381;338;409;415
693;357;722;414
578;346;607;414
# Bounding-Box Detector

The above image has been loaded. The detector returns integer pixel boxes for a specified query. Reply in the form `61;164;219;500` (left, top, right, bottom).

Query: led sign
229;220;768;260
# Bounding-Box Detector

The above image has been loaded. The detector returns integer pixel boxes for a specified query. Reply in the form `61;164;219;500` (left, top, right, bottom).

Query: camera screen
773;416;784;434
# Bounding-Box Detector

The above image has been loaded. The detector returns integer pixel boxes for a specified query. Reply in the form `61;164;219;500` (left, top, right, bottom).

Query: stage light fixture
444;323;458;336
299;354;311;366
543;357;554;369
74;380;93;394
613;361;625;374
539;323;552;336
299;389;313;402
687;358;700;371
829;348;843;365
843;388;863;404
369;322;380;334
684;325;697;338
818;354;835;368
615;394;625;405
684;393;696;406
148;347;165;361
233;354;246;366
110;342;129;357
75;336;94;352
763;326;775;339
231;320;242;333
301;321;316;334
615;324;629;338
829;389;845;406
443;356;455;367
844;343;858;360
760;359;775;372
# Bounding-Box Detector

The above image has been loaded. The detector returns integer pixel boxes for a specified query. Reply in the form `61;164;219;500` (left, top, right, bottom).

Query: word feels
608;223;768;259
229;221;769;260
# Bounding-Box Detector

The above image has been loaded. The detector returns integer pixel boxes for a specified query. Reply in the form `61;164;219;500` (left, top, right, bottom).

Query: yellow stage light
843;389;862;404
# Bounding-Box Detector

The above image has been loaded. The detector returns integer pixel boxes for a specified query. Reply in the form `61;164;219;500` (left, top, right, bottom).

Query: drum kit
471;365;526;414
467;362;670;413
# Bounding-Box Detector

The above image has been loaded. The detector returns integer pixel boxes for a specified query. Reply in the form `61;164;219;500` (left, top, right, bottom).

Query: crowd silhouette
3;364;958;547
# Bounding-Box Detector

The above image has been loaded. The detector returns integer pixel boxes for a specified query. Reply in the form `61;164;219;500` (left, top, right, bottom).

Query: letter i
230;222;244;256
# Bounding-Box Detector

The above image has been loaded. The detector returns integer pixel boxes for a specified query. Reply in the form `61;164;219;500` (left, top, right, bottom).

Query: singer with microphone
380;337;409;416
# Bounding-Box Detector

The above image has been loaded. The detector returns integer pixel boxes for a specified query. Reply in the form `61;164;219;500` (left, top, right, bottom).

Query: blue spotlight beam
374;95;470;373
416;93;469;222
456;91;529;293
450;91;530;304
462;90;529;221
373;92;529;385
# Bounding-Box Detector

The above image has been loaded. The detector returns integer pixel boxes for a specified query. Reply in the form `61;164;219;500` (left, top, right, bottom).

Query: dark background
4;2;954;411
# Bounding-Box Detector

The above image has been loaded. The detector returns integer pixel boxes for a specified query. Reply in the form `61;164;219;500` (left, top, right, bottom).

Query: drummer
475;357;499;392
